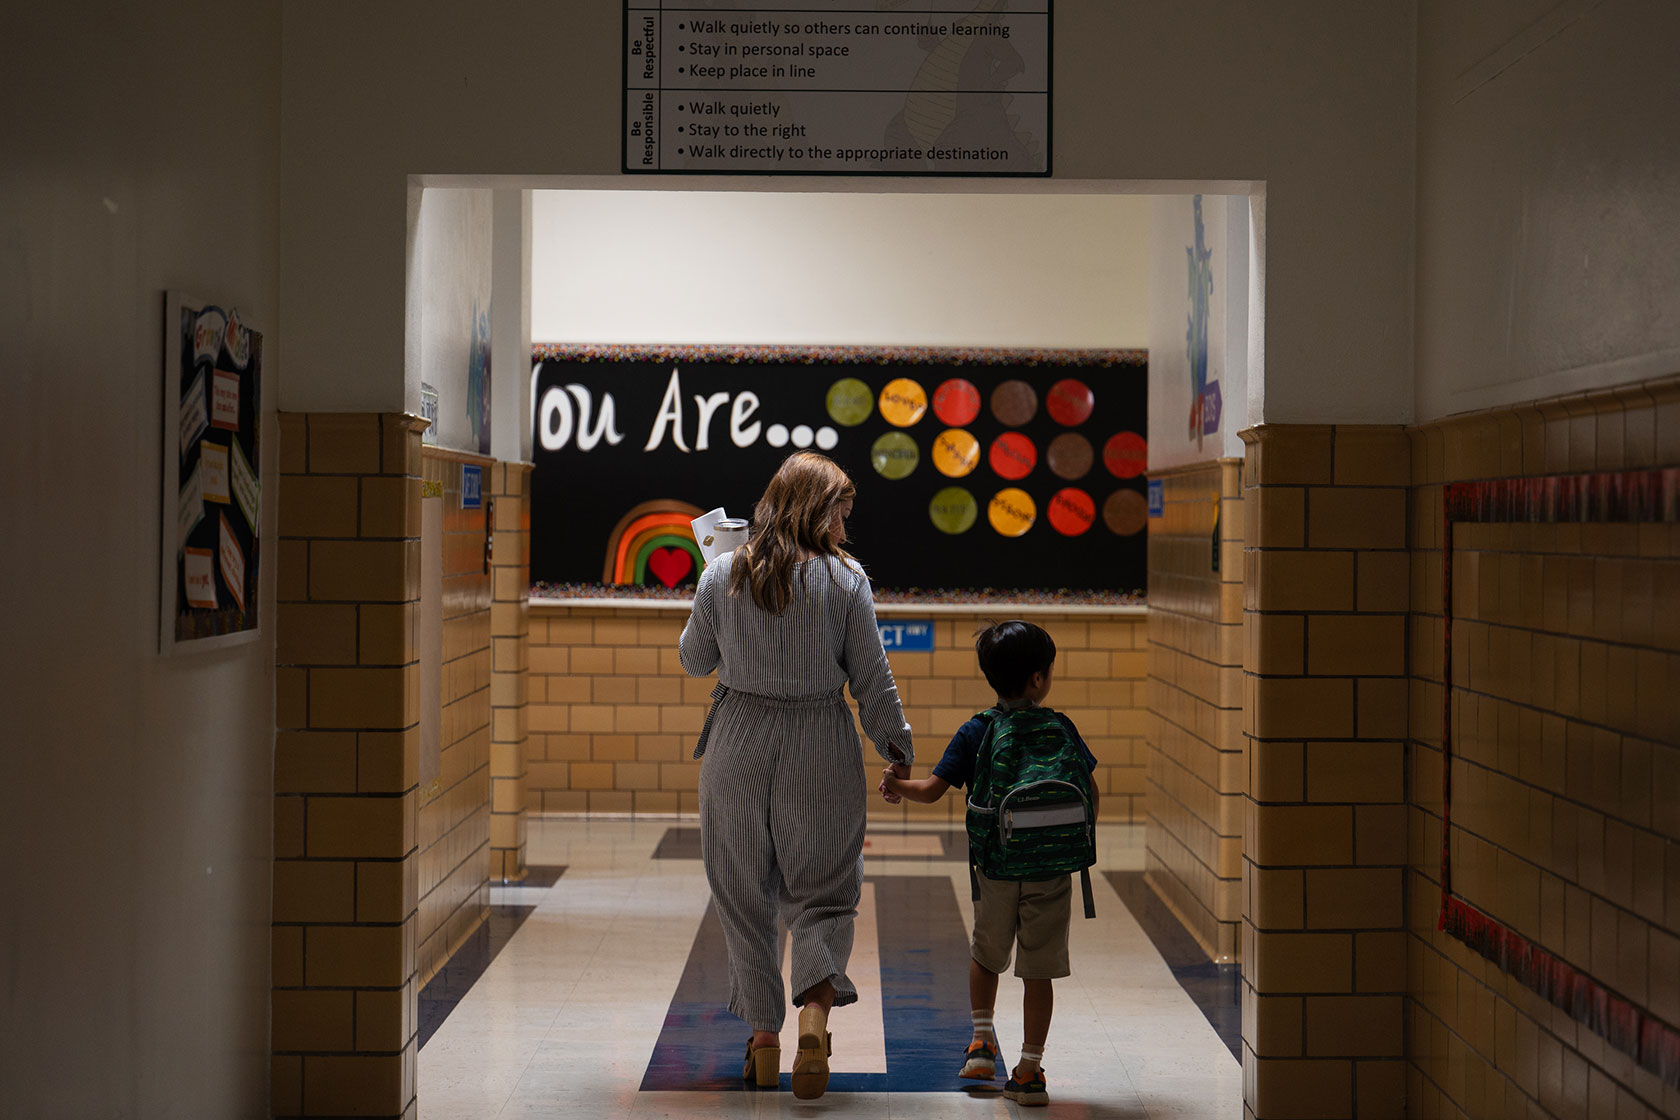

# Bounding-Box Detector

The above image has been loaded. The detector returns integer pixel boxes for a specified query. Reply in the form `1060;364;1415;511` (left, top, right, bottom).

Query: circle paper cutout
988;488;1036;537
933;378;981;427
990;379;1038;427
929;487;978;535
816;426;839;450
879;378;928;428
1103;489;1149;536
1047;432;1093;480
826;378;874;426
931;428;981;478
792;424;814;447
1048;488;1096;536
767;424;789;448
871;432;920;480
1104;432;1148;479
1046;378;1095;426
988;432;1037;480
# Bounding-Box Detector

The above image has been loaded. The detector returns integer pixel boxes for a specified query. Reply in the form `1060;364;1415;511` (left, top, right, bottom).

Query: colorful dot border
533;342;1147;368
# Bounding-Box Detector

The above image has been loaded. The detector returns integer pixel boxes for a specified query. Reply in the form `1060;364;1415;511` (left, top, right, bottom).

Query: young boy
880;620;1098;1108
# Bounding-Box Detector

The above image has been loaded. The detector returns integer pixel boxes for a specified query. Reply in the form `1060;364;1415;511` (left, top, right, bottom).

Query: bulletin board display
530;344;1147;597
160;292;263;652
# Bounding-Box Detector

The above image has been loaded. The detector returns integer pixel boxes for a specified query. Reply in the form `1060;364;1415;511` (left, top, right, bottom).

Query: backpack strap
968;708;999;903
1080;867;1096;919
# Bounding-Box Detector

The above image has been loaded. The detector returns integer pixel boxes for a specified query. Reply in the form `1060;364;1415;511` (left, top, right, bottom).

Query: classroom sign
530;344;1146;594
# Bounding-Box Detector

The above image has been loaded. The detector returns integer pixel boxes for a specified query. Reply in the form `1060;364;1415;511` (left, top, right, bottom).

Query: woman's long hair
729;451;856;615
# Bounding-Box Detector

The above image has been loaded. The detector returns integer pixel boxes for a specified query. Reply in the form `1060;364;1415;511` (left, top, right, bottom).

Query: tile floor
418;819;1241;1118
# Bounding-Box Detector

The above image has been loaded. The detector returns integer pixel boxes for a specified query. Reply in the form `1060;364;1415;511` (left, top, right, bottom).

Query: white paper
179;371;209;455
200;441;230;504
178;460;204;550
183;547;216;608
230;439;260;536
690;507;726;562
218;513;245;611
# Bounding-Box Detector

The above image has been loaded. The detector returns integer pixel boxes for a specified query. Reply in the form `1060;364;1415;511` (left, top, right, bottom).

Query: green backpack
964;705;1098;918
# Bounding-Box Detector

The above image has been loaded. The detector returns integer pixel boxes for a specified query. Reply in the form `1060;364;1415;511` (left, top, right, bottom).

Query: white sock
971;1011;994;1045
1017;1045;1043;1076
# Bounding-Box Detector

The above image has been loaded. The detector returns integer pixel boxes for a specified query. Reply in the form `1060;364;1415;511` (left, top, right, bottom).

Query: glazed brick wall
413;449;493;990
273;412;426;1119
1241;424;1412;1120
1406;376;1680;1120
523;606;1149;823
1146;459;1246;963
488;463;531;881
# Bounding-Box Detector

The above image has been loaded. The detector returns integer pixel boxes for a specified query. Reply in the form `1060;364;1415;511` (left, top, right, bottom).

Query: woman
679;451;913;1099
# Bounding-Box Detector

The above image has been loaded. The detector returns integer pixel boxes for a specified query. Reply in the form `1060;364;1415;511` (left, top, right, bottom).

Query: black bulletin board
530;344;1147;595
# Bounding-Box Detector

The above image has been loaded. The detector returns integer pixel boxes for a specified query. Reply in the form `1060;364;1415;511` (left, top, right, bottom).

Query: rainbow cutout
603;500;707;587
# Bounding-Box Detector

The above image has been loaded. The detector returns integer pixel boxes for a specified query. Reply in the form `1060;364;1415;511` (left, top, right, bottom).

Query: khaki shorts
971;869;1072;979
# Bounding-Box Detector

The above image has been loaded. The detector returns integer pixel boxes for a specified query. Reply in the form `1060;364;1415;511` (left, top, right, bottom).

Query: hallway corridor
417;820;1241;1118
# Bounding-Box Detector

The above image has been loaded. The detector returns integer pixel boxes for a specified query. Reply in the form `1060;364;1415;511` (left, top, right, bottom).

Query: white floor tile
419;821;1240;1119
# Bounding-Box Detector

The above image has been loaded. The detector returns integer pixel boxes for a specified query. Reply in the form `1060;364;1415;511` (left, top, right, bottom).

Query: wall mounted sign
878;620;934;651
461;464;483;510
160;292;262;652
529;343;1146;595
624;1;1050;176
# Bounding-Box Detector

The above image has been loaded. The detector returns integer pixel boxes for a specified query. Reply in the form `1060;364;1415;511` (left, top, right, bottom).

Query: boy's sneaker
1004;1067;1049;1106
959;1039;1001;1080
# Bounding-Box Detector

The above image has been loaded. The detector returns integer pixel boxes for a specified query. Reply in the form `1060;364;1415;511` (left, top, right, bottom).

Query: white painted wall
532;190;1150;348
280;1;1417;425
0;3;280;1115
1415;0;1680;421
1148;194;1251;470
492;190;534;464
408;188;494;455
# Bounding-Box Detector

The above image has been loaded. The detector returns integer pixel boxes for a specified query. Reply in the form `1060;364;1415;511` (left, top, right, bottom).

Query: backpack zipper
998;779;1090;847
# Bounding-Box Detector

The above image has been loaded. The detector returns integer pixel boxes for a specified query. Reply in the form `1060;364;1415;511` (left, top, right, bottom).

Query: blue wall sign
462;464;483;510
878;620;934;651
1147;479;1164;517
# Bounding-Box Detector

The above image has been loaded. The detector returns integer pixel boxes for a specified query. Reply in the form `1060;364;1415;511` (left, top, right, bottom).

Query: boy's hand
879;768;903;804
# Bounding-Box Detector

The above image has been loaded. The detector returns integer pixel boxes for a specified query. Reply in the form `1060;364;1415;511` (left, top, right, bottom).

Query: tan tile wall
273;411;425;1119
1241;424;1412;1120
414;449;494;989
1407;377;1680;1120
488;463;531;881
524;607;1149;822
1146;460;1245;963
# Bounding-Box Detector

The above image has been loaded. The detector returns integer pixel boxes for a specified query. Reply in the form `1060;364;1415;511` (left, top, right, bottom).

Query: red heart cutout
646;546;693;588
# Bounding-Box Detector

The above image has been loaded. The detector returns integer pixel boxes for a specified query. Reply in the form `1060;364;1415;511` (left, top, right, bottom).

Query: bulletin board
160;292;263;651
530;344;1147;597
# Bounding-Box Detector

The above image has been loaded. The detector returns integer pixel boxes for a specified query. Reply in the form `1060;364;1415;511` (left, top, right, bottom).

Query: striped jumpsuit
679;552;913;1032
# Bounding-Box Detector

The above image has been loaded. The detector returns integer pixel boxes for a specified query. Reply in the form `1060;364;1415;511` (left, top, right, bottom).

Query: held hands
878;761;911;804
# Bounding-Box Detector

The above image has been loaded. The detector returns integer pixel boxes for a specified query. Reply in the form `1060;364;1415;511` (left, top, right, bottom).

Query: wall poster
530;344;1146;601
624;0;1051;176
160;292;263;652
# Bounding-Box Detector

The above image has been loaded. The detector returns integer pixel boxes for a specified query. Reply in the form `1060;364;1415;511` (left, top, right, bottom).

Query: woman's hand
878;768;903;804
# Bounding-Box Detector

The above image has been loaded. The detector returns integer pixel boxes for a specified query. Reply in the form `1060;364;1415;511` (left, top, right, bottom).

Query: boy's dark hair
974;620;1057;698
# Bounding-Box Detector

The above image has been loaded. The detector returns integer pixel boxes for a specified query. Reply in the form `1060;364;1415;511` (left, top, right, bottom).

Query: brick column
488;461;531;879
1240;425;1410;1119
273;412;424;1119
